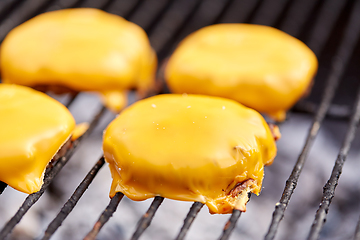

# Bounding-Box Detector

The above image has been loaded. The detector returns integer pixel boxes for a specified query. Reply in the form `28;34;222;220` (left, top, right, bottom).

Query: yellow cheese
0;8;157;112
103;94;277;214
0;84;75;194
165;24;318;121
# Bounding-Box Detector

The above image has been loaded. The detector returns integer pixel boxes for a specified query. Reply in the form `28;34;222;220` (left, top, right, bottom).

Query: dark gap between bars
265;0;360;239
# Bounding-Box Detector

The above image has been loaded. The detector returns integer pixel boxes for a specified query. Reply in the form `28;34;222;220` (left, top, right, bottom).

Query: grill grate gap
265;0;360;239
40;157;105;240
175;202;204;240
84;192;124;240
130;196;165;240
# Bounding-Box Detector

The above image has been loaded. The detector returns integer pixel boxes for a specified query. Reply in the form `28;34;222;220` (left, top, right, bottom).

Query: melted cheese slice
103;94;277;214
165;24;318;121
0;84;75;194
0;8;157;112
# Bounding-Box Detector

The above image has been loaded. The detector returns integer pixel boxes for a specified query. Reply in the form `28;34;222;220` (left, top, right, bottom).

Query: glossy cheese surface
0;8;157;112
0;84;75;194
165;24;318;121
103;94;277;214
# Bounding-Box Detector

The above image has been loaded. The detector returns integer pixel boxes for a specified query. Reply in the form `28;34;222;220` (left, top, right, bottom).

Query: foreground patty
0;8;157;112
103;94;278;214
0;84;75;194
165;23;318;121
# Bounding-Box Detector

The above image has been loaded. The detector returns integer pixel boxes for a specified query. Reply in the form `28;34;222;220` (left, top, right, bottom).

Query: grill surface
1;0;360;239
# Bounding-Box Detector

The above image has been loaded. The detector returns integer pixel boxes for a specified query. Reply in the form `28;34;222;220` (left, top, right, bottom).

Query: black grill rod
40;157;105;240
130;196;165;240
264;0;360;239
83;192;124;240
218;210;242;240
307;76;360;240
0;106;107;239
175;202;204;240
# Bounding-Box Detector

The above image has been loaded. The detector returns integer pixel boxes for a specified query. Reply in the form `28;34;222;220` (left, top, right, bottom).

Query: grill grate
1;0;360;239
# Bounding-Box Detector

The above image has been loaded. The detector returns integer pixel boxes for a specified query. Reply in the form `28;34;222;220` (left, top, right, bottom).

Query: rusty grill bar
1;0;360;239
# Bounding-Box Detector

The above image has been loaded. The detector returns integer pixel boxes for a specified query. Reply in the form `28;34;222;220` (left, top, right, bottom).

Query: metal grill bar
40;157;105;240
130;196;165;240
0;106;107;239
218;210;242;240
175;202;204;240
308;82;360;240
84;192;124;240
265;1;360;239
